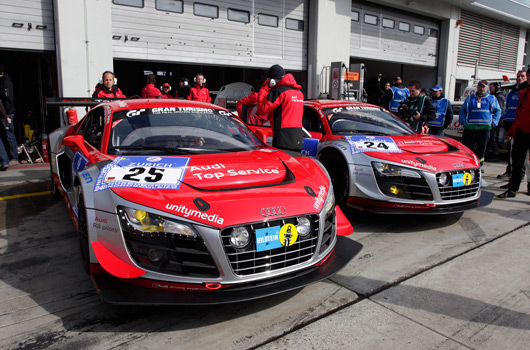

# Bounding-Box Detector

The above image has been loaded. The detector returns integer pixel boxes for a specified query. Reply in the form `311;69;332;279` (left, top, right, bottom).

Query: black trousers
462;129;490;165
508;129;530;192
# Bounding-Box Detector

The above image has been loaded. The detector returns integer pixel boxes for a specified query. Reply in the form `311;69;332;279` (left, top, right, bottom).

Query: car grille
123;233;219;278
436;169;480;200
374;176;433;201
221;213;332;277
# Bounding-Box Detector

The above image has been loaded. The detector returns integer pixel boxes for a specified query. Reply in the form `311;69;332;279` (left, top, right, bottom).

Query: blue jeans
0;123;9;166
1;115;18;160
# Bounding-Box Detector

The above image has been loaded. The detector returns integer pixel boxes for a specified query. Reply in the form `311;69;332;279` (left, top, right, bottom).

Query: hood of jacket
276;73;302;90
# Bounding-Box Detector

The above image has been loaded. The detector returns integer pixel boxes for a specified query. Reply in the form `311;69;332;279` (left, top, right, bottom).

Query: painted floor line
0;191;52;200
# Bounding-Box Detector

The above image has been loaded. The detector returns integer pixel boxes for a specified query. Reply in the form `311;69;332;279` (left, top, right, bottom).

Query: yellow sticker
279;224;298;247
463;172;472;186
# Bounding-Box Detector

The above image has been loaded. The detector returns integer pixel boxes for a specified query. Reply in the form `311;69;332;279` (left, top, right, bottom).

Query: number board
345;136;402;155
93;156;190;192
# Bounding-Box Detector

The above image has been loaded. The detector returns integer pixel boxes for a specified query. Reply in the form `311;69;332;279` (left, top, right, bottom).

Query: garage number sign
346;136;402;155
94;156;190;192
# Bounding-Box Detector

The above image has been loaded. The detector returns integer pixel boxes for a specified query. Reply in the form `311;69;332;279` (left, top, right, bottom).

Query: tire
321;153;349;208
77;194;90;274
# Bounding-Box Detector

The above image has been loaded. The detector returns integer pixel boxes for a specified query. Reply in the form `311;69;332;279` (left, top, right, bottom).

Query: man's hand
413;111;421;120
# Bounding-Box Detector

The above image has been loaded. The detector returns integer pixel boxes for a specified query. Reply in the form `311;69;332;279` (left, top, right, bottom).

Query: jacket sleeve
0;100;7;120
92;89;101;99
443;101;454;129
490;97;501;127
256;82;275;115
117;88;126;98
420;97;436;122
459;99;468;125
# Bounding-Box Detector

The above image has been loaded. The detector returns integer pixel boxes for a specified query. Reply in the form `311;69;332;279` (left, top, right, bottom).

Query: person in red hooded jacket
92;71;126;98
187;73;211;103
236;92;269;126
141;74;162;99
257;64;304;152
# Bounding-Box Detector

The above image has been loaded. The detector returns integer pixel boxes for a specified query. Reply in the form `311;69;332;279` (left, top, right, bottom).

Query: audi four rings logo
260;206;287;217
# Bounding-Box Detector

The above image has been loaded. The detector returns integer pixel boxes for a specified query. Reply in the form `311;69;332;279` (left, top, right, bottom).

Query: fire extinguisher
41;133;49;163
66;108;78;125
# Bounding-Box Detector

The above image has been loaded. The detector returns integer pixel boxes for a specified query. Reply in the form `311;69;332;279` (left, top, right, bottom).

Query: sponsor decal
260;206;287;217
92;216;118;232
397;140;441;146
93;156;190;192
189;162;280;180
452;172;472;187
255;223;298;252
331;142;349;151
415;157;427;164
73;152;89;173
401;159;437;172
126;109;146;117
346;136;402;155
313;185;326;210
82;172;93;184
165;203;224;225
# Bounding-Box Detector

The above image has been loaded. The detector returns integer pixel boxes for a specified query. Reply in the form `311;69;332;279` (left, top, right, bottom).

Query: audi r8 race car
245;100;493;214
48;98;362;305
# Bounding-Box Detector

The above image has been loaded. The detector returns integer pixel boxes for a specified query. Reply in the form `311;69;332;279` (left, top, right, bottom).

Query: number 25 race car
48;98;362;305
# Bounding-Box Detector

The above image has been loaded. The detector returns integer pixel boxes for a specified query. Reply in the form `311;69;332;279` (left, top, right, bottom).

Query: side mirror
308;131;323;139
63;135;91;156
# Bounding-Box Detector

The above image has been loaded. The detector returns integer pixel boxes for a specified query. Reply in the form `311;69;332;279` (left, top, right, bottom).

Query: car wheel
321;153;349;207
77;194;90;274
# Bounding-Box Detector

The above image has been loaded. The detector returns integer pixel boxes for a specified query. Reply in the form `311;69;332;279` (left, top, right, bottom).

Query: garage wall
349;0;439;67
111;0;308;70
0;0;55;51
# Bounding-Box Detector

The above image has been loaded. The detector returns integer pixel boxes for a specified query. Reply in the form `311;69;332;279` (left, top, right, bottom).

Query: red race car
48;98;362;305
244;100;493;214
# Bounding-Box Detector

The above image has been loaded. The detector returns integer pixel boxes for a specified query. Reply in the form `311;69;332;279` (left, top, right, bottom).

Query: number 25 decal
364;141;389;149
122;167;165;182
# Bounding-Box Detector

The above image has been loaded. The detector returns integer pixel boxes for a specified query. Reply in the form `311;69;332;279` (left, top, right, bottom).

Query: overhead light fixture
36;24;47;30
112;35;122;40
131;37;140;41
12;23;23;28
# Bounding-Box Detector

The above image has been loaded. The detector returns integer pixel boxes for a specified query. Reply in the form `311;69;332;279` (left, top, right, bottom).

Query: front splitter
92;236;363;306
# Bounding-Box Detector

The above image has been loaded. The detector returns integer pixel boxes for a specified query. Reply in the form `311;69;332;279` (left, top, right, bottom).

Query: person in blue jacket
388;76;410;113
459;80;502;169
427;84;453;136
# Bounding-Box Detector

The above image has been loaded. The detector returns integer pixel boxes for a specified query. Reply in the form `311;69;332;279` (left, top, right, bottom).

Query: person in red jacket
92;71;126;98
498;85;530;198
141;74;162;99
187;73;211;103
236;92;269;125
257;64;304;152
160;83;173;99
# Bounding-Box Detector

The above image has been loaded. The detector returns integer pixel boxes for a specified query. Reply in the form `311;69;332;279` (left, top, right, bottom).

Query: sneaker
0;164;8;171
497;190;516;199
8;160;19;166
499;183;510;189
497;172;510;179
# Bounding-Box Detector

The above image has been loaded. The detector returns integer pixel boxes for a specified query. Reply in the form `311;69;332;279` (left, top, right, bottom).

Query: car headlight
321;184;335;219
372;162;422;178
438;173;450;186
296;216;312;237
119;206;197;238
229;226;251;249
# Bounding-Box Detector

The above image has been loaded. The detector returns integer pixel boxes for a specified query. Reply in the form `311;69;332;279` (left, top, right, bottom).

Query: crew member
141;74;162;99
397;80;436;133
459;80;501;168
187;73;211;102
160;83;173;99
257;64;304;152
92;71;126;98
428;84;453;136
388;76;410;113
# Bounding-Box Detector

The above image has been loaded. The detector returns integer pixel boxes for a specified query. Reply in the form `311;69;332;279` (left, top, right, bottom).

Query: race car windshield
323;107;415;136
108;108;266;155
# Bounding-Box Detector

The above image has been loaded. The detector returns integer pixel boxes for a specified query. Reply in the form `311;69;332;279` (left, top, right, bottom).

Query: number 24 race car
244;100;493;214
48;98;362;305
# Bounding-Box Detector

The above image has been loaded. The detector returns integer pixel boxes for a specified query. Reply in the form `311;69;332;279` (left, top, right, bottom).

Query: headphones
99;71;117;85
161;85;172;91
194;75;206;83
268;78;277;88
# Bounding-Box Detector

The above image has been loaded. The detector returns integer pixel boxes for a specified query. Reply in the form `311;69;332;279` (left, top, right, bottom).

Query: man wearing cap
257;64;304;152
428;84;453;136
160;83;173;99
388;76;410;113
459;80;502;168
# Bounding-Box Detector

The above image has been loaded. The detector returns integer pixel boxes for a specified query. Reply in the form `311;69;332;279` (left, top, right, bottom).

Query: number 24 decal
122;167;165;182
363;141;389;149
